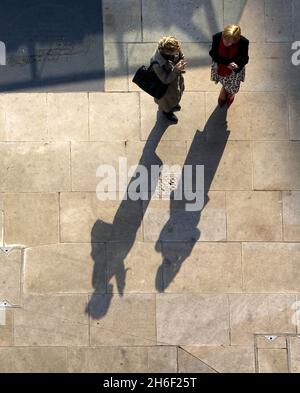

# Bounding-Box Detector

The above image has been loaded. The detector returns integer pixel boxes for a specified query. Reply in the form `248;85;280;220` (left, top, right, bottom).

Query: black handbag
132;61;168;99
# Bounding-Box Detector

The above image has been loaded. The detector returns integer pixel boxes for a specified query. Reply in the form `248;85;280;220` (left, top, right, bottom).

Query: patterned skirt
211;62;246;95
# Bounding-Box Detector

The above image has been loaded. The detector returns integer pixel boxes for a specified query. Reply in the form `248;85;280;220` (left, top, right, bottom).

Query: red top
217;38;239;76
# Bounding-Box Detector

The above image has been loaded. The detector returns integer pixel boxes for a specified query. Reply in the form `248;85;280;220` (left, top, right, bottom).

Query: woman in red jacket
209;25;249;108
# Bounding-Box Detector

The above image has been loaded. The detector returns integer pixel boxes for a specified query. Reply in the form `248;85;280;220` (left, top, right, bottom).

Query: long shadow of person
86;112;169;319
155;105;230;291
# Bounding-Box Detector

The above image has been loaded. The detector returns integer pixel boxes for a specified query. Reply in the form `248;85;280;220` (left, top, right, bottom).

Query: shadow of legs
154;106;229;292
86;113;169;319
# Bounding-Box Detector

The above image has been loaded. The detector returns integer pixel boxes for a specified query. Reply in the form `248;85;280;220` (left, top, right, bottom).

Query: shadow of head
85;287;114;320
155;239;200;292
87;220;128;320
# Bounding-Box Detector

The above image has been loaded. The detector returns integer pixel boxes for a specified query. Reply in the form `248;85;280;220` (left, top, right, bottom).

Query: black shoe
173;105;181;112
163;111;178;123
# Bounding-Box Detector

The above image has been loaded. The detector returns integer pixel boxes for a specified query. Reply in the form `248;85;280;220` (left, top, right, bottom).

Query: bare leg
219;86;227;100
226;93;236;108
218;86;228;107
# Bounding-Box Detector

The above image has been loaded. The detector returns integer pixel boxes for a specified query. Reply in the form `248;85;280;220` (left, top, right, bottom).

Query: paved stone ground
1;0;300;373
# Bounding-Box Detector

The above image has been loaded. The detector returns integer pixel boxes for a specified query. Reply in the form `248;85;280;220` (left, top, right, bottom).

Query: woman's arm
234;38;249;72
209;35;220;62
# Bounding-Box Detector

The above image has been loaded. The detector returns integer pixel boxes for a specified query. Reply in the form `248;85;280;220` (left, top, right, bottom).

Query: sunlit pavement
0;0;300;373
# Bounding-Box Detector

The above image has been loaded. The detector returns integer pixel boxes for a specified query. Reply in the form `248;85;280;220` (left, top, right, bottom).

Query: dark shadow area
0;0;249;91
0;0;104;91
86;113;169;319
155;106;230;291
87;106;229;319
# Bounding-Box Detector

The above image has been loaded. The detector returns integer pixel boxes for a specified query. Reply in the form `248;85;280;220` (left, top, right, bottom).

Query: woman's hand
228;62;238;70
174;60;187;73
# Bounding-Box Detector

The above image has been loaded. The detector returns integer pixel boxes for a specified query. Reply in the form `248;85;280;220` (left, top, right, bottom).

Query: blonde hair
158;36;181;52
222;24;241;41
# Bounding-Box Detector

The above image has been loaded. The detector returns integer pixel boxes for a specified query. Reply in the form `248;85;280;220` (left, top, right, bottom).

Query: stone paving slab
71;141;126;192
0;310;13;347
0;96;6;141
89;294;156;346
289;60;300;92
4;193;59;247
265;0;293;43
148;346;178;373
0;0;104;93
212;92;289;141
289;336;300;373
0;347;67;373
294;0;300;39
0;142;71;192
155;242;242;293
242;243;300;292
102;0;142;43
47;93;89;141
183;345;256;373
248;42;291;58
67;346;178;373
226;191;283;241
0;94;47;142
60;192;143;243
156;294;230;346
107;242;163;293
239;41;293;92
256;335;287;349
0;249;22;304
142;0;223;43
68;346;148;373
296;295;300;335
289;93;300;140
142;191;226;242
14;294;89;346
253;141;300;190
0;194;3;246
187;141;252;191
257;348;289;373
283;191;300;241
177;348;216;373
229;294;296;345
24;244;105;294
104;43;128;91
240;58;290;92
89;93;140;141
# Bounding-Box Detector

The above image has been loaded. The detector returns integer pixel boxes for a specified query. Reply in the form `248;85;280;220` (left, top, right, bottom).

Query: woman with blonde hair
209;24;249;108
151;36;186;123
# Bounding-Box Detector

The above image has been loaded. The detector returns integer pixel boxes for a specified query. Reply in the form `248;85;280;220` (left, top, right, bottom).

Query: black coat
209;32;249;73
